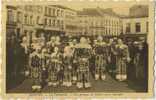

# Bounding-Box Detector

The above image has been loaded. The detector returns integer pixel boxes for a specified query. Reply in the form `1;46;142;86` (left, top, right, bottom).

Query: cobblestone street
7;73;146;93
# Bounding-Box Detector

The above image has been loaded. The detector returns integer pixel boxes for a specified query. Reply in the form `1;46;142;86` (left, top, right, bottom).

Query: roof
121;15;148;19
129;5;148;18
77;8;102;16
99;8;120;17
77;7;120;17
51;5;76;12
6;5;17;10
130;5;148;10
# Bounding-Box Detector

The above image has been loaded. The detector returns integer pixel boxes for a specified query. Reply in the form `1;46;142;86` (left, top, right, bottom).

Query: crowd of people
6;34;148;92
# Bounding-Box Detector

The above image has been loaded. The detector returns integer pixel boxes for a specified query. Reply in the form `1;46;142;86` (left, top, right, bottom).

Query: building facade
77;8;122;36
122;5;148;35
6;5;18;40
43;5;65;39
21;5;44;44
6;4;149;42
122;17;148;34
6;5;68;43
63;6;78;36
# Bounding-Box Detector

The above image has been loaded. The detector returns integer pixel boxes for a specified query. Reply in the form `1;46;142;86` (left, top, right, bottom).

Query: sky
50;0;150;15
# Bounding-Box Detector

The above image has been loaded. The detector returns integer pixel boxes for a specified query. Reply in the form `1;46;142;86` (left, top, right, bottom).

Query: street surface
7;73;146;93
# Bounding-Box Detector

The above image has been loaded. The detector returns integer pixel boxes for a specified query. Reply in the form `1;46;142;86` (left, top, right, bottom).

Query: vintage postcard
0;0;155;99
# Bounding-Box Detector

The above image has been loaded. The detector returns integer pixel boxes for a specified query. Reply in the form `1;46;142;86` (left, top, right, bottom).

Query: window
36;16;40;24
116;22;119;27
51;19;54;26
53;20;55;26
53;9;55;16
108;29;111;35
29;6;33;12
51;19;53;26
49;19;51;26
106;29;108;35
38;6;42;13
7;10;14;23
24;15;28;24
85;20;88;23
135;23;141;32
61;20;64;30
51;8;53;16
45;18;47;25
30;16;33;25
17;12;21;23
61;11;63;17
91;22;93;26
17;28;20;38
45;7;48;15
61;20;63;26
126;23;130;33
49;8;51;16
146;22;148;32
57;9;59;16
57;20;60;26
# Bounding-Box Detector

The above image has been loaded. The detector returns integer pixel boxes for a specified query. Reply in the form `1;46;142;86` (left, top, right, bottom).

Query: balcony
35;24;44;29
44;25;60;31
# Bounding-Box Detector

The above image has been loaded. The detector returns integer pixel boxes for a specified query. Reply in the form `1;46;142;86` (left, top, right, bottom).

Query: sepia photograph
1;0;154;98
